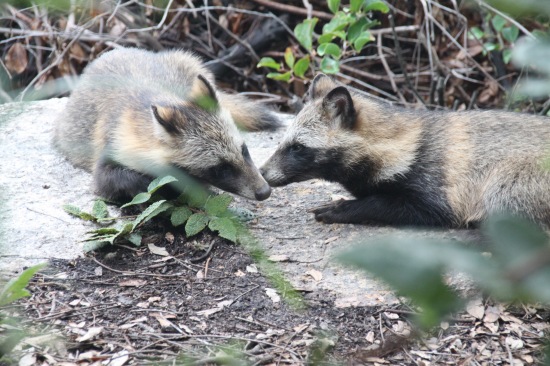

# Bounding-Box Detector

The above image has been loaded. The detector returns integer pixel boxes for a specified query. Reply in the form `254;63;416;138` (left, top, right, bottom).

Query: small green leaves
363;0;389;13
322;12;351;34
350;0;363;13
284;47;295;69
317;42;342;59
205;194;233;216
69;177;247;252
171;206;192;227
353;30;374;51
502;25;519;43
121;192;151;208
92;200;108;219
132;200;171;230
327;0;340;14
294;18;318;51
491;14;506;32
209;217;237;242
185;213;209;237
257;57;281;70
147;175;177;194
122;175;177;208
320;56;340;74
267;71;292;82
0;263;46;306
468;26;484;40
502;48;513;64
294;55;310;78
63;204;95;221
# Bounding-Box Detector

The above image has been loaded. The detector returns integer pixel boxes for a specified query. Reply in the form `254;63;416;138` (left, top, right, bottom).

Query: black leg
312;195;454;227
94;161;152;203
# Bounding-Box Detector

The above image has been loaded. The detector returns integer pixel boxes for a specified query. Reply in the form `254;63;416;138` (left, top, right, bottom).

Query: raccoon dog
260;74;550;227
54;48;280;202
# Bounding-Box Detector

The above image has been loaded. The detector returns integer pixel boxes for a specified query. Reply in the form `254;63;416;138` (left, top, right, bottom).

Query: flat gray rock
0;99;480;306
0;99;99;278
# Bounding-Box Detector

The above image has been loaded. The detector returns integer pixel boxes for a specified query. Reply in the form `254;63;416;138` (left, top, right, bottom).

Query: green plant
64;176;242;251
468;13;520;63
258;0;389;81
1;264;46;358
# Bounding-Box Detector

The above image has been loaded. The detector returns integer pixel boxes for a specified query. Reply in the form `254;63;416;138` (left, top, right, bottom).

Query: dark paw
310;200;347;224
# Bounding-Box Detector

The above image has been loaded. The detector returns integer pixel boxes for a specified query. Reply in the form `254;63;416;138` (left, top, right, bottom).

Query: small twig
302;0;312;19
91;257;187;277
379;313;385;343
389;11;426;106
248;0;332;20
377;32;406;104
18;27;85;101
230;284;260;305
468;89;481;110
540;99;550;116
205;12;260;62
190;239;217;263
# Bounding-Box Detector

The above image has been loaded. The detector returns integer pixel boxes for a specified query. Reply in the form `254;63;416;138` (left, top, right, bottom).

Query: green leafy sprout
257;0;389;81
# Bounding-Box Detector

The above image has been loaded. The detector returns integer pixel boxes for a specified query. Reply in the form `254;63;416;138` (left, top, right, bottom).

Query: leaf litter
9;228;550;365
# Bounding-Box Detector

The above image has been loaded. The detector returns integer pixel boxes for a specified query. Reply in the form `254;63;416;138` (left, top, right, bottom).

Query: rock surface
0;99;480;305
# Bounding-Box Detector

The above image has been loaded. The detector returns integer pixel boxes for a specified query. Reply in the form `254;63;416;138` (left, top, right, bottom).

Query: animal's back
53;49;210;170
422;109;550;226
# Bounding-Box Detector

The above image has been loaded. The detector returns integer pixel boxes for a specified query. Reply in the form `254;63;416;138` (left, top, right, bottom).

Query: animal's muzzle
254;182;271;201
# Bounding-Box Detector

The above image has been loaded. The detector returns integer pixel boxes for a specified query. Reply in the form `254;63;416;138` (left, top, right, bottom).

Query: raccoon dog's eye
209;161;235;179
289;143;305;153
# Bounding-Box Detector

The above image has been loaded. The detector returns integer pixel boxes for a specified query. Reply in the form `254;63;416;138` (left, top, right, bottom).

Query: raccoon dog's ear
151;105;179;136
190;74;219;111
322;86;356;130
309;73;339;100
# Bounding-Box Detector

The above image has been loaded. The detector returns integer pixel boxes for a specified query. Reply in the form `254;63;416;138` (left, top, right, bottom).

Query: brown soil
10;227;549;365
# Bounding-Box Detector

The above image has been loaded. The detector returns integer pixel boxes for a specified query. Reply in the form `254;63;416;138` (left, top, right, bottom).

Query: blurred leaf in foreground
338;215;550;328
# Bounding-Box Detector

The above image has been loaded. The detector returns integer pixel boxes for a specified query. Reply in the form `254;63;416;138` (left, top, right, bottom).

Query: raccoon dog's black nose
255;183;271;201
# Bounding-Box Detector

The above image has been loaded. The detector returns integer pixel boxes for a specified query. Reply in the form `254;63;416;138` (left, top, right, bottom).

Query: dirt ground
9;230;550;365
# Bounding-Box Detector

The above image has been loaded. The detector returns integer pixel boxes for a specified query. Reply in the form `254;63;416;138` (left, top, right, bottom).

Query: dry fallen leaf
76;327;103;342
306;269;323;281
505;336;524;350
109;350;129;366
18;354;36;366
151;312;172;328
165;232;175;244
5;43;28;74
148;243;169;256
246;264;258;273
234;270;245;277
366;331;375;343
483;305;501;323
94;266;103;276
119;279;147;287
293;323;309;333
265;288;281;303
69;299;81;306
466;297;485;319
